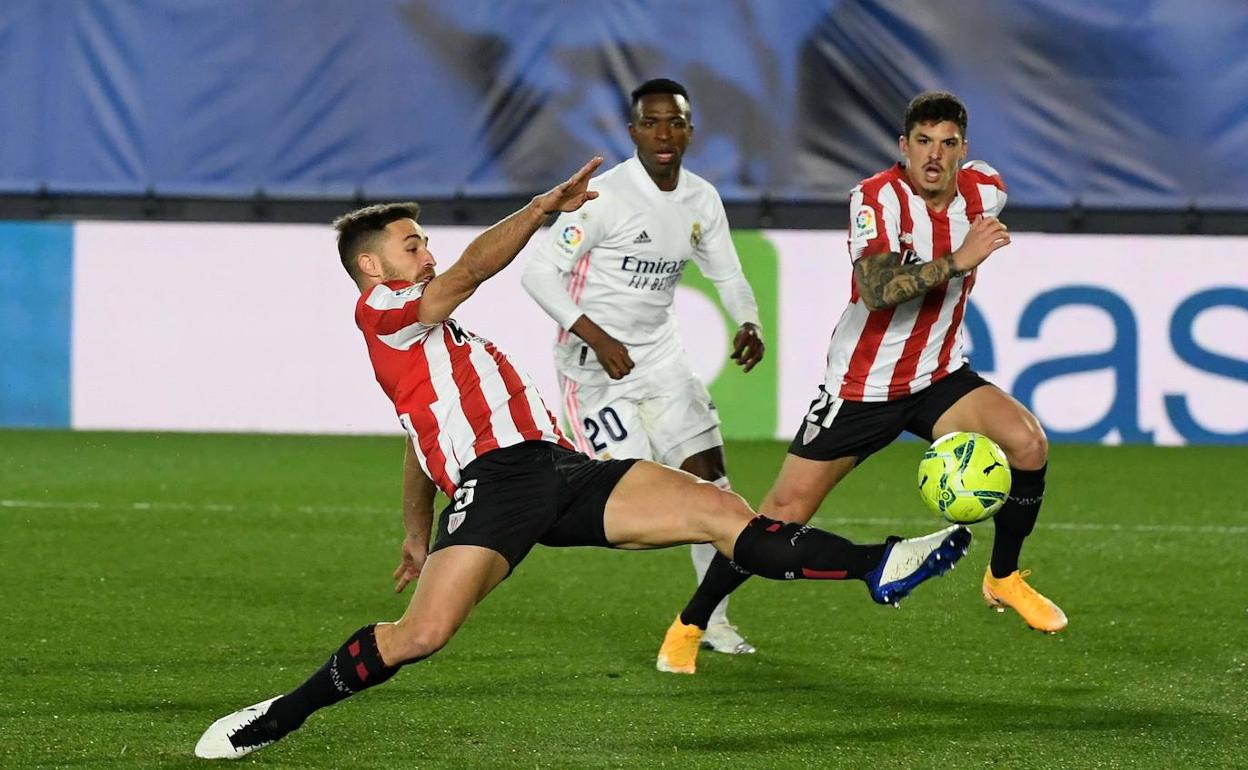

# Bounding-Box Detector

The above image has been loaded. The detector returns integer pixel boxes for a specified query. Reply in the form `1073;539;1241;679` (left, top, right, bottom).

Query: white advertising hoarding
71;223;1248;444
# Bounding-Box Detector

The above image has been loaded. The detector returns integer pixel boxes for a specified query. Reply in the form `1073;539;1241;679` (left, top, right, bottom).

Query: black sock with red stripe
680;552;751;629
262;624;402;736
730;516;885;582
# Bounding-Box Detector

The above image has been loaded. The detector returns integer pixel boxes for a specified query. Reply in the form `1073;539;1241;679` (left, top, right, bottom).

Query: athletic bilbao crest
802;422;821;445
448;479;477;534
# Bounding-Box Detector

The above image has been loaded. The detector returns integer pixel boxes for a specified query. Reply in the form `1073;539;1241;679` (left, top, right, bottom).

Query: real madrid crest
690;222;702;247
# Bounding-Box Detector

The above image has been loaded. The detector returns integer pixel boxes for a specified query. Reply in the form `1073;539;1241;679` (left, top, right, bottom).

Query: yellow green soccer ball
917;431;1011;524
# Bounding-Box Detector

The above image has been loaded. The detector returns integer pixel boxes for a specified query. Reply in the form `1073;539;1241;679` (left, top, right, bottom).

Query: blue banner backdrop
1;1;1245;207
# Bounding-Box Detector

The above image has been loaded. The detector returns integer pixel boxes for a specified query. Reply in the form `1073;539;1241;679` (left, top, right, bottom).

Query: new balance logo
633;231;651;244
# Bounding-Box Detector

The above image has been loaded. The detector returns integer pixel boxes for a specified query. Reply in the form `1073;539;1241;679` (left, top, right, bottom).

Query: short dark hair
332;202;421;282
629;78;690;122
903;91;968;139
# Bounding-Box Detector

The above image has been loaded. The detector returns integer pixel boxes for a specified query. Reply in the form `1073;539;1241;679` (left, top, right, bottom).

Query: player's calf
730;516;885;581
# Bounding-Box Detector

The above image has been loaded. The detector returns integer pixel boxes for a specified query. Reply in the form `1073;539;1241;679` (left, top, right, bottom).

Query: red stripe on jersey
887;184;949;398
934;272;974;383
444;327;500;459
933;174;988;378
839;307;895;400
405;344;455;496
481;337;547;443
539;382;575;449
959;172;987;221
960;166;1005;192
359;281;424;335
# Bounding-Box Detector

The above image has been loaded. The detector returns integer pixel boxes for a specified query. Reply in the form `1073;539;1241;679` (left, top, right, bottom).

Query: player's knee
390;623;455;664
761;482;820;523
702;483;753;528
1009;425;1048;470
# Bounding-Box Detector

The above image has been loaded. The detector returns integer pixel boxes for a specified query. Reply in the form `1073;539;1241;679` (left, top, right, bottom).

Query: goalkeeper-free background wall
3;220;1243;446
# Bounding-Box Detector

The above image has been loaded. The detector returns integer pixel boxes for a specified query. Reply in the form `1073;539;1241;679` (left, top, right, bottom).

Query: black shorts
788;366;991;465
429;441;638;571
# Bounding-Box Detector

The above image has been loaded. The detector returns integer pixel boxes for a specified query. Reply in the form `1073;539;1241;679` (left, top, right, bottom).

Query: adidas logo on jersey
633;230;651;244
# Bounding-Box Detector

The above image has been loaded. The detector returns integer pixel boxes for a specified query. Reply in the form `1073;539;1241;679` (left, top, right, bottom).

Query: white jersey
522;155;760;387
824;160;1007;402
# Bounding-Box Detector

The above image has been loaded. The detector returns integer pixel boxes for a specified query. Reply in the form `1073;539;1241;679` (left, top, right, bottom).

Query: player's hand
730;323;765;373
951;215;1010;272
392;534;429;593
592;336;635;379
533;156;603;215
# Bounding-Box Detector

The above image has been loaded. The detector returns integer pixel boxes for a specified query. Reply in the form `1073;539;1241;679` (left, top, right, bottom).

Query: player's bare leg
932;384;1066;632
760;454;858;523
609;461;972;672
669;452;859;661
375;545;511;662
195;546;509;760
678;446;753;654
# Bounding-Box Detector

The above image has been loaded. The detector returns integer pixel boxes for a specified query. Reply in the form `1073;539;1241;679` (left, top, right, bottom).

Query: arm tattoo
853;252;958;310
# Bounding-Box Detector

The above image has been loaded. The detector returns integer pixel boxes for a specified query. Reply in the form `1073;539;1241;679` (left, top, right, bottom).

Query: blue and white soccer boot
865;525;971;606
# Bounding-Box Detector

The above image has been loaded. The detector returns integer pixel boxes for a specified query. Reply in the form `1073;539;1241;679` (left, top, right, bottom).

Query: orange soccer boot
982;568;1068;633
656;615;704;674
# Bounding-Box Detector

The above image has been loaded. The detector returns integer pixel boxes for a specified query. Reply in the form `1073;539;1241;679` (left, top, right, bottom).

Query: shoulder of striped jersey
960;160;1006;191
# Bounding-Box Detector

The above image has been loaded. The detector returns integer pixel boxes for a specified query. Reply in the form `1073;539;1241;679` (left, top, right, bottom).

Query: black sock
730;516;886;582
991;464;1046;579
679;552;751;629
263;624;403;737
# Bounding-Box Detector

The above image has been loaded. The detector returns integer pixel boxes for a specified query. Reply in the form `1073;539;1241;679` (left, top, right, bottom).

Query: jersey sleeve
530;200;605;272
355;282;437;348
693;192;761;328
963;160;1008;217
848;183;901;262
522;202;606;331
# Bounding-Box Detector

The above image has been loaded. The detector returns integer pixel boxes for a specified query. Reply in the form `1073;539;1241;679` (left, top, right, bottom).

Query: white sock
691;476;732;627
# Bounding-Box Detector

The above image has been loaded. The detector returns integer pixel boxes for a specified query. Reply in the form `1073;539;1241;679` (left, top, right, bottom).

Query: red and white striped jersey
824;161;1006;402
356;280;573;496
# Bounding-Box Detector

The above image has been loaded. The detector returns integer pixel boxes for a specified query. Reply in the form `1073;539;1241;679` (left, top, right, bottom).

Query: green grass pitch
1;430;1244;768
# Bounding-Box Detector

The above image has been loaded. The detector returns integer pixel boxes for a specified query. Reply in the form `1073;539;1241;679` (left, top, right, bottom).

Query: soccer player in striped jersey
195;156;975;759
661;91;1067;672
522;78;764;660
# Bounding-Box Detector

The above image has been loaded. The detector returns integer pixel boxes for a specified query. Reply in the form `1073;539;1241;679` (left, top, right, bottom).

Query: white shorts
560;361;722;468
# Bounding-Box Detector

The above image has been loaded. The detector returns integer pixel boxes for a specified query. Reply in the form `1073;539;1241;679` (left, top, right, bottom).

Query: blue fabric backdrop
1;0;1244;207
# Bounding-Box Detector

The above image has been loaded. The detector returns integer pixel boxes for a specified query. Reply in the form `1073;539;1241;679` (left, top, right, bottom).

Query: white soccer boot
194;696;284;760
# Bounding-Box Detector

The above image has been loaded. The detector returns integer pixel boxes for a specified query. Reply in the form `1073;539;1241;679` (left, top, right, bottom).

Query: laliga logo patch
560;224;584;249
854;205;877;239
690;222;702;247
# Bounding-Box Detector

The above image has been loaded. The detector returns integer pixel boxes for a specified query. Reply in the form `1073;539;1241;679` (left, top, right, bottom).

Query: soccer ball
917;432;1011;524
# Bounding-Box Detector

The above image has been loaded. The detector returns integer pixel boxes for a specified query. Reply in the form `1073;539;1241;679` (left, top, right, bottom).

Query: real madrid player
522;78;765;666
659;91;1067;675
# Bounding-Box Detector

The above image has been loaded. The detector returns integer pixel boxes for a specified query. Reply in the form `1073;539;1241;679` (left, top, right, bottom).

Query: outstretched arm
418;156;603;324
